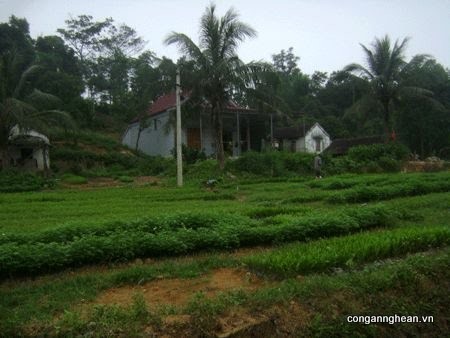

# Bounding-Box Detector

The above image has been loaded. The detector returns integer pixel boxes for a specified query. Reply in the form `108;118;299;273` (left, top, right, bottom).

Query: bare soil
94;268;268;307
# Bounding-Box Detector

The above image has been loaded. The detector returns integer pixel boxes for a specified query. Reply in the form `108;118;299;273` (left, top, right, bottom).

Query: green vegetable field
1;171;449;337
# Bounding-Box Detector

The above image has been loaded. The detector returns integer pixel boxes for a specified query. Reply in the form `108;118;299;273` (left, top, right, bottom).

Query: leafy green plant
61;174;87;185
327;176;450;203
228;151;314;177
0;170;54;192
118;175;133;183
245;226;450;277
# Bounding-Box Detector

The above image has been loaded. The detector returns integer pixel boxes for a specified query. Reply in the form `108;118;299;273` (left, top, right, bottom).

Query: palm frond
164;32;206;66
28;110;77;133
401;54;432;76
13;65;41;98
344;63;374;80
25;89;62;109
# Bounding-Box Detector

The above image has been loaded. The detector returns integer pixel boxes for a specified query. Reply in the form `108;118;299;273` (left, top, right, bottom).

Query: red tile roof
148;92;178;116
139;92;255;121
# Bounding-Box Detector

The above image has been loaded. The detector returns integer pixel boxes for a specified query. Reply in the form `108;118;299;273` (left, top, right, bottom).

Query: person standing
314;155;322;179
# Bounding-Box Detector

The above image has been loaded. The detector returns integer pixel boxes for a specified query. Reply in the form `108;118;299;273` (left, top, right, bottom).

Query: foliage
0;204;402;277
347;142;408;162
323;142;409;174
171;144;206;165
0;170;54;192
61;174;88;185
164;4;261;169
327;175;450;203
117;175;133;183
228;151;315;176
245;226;450;277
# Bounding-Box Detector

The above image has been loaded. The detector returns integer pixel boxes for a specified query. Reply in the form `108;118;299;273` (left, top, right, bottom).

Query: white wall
304;123;331;153
122;112;175;157
8;146;49;170
122;112;219;157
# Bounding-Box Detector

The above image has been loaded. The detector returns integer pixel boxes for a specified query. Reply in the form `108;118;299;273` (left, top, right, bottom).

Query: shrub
324;143;409;174
348;142;409;163
0;170;54;192
228;151;314;177
118;175;134;183
171;145;207;164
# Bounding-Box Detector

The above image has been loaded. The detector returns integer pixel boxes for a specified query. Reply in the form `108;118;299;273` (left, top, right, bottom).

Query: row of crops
0;205;399;276
0;172;448;278
245;226;450;277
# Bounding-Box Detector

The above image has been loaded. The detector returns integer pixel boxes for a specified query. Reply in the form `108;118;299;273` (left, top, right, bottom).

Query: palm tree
0;51;75;170
344;35;431;138
164;4;258;169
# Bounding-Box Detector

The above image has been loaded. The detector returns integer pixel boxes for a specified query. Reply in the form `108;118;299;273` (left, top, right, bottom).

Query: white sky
1;0;449;75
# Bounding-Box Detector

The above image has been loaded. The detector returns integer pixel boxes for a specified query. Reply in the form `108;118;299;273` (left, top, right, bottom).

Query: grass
60;174;88;185
0;171;449;336
244;225;450;277
0;204;402;277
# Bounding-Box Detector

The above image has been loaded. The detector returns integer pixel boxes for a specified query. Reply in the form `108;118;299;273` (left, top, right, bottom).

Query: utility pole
176;69;183;187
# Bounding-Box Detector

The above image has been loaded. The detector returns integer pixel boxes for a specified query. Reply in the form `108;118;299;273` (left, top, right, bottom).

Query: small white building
274;123;331;153
6;126;51;171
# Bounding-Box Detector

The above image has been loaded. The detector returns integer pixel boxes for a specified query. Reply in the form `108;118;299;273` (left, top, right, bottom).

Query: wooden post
176;69;183;187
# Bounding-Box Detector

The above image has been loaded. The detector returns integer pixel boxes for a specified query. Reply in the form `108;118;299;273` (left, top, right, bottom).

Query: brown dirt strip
94;268;270;307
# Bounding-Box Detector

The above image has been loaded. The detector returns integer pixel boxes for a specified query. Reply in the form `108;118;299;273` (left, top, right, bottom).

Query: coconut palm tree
344;35;432;138
164;4;258;169
0;51;75;170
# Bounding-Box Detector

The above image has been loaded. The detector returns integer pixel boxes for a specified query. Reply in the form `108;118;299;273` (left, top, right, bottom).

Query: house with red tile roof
122;92;267;157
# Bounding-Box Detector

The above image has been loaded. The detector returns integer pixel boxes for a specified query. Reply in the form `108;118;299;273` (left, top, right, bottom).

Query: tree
0;16;35;66
164;4;258;169
57;15;112;67
272;47;300;76
396;59;450;157
102;23;145;57
34;35;84;103
0;51;75;169
344;35;432;137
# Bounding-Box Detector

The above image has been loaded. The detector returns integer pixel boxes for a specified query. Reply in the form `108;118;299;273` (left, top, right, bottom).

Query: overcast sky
1;0;449;74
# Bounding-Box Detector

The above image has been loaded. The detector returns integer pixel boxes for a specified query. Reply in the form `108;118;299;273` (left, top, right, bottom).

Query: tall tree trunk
42;146;50;178
135;126;143;151
213;106;225;170
382;99;391;141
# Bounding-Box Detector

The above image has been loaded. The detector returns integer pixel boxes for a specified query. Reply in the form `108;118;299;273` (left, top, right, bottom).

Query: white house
122;92;267;157
273;123;331;153
5;125;51;171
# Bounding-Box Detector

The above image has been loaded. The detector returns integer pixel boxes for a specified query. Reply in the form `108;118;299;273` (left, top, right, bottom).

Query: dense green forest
1;10;449;161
